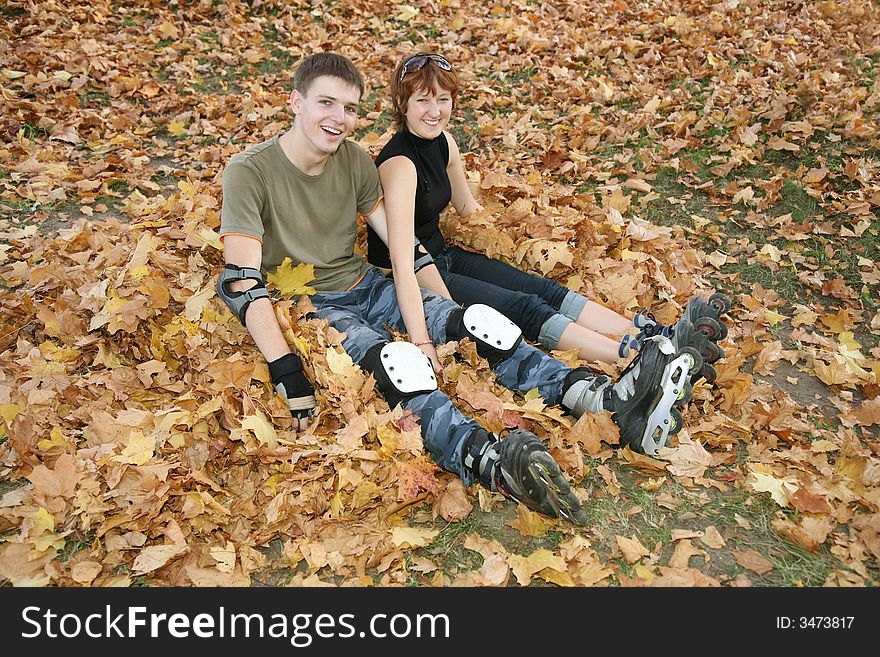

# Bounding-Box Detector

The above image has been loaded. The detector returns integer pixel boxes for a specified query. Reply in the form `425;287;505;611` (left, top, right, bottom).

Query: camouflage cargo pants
311;267;572;485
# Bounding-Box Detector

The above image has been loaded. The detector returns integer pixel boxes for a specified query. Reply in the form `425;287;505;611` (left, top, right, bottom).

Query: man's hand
268;353;316;431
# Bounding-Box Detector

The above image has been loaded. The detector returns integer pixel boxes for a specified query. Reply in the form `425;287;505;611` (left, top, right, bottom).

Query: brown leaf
570;412;619;454
851;398;880;426
509;504;550;537
660;435;713;479
26;454;82;500
668;539;704;569
788;486;832;514
131;544;188;575
616;535;650;564
0;543;53;586
700;526;726;549
732;549;774;575
395;456;440;502
434;479;473;522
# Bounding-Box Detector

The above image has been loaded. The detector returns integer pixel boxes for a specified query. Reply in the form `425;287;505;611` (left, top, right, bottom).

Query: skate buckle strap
640;350;693;456
463;435;501;489
644;334;676;355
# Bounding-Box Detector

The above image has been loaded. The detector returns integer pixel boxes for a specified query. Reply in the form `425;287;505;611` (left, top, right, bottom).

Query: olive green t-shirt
219;137;382;293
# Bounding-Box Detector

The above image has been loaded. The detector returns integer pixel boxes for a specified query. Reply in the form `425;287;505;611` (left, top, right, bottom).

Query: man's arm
221;234;315;427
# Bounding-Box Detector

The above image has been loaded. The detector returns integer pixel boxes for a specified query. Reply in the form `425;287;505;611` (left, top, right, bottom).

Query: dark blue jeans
434;246;586;348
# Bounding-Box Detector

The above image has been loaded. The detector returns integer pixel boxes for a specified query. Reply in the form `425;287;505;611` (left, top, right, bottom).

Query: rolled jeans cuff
559;290;588;321
537;313;572;349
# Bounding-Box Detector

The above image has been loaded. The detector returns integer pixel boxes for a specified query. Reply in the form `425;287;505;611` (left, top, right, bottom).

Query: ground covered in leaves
1;0;879;587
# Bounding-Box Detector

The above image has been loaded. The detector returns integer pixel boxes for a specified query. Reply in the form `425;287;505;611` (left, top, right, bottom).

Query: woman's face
404;83;453;140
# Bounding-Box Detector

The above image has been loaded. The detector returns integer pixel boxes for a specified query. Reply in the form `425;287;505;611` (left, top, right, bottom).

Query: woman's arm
363;192;452;300
374;156;445;370
446;131;483;218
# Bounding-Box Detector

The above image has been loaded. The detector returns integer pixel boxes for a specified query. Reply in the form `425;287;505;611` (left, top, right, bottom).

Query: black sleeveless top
366;129;451;268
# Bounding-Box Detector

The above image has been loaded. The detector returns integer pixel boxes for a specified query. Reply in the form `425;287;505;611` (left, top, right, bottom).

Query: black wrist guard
268;353;316;419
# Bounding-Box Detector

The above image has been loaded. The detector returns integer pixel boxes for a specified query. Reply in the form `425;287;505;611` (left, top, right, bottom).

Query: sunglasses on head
399;54;452;81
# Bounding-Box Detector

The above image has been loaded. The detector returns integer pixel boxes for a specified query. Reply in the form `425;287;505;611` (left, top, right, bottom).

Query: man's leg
313;272;585;523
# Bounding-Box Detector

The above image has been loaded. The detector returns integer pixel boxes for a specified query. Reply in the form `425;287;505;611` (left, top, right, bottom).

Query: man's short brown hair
293;52;365;99
390;53;460;130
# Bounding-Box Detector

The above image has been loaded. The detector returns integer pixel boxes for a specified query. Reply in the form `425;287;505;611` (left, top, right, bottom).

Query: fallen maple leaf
659;435;712;478
747;469;797;507
700;526;726;549
132;544;188;575
434;478;472;521
509;504;550;537
240;412;278;449
395;456;440;501
616;535;650;564
732;549;774;575
266;258;316;295
668;539;704;569
507;549;568;586
389;526;438;549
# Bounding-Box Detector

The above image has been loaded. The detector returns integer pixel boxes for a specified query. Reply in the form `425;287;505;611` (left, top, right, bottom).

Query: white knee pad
377;341;437;398
461;304;522;358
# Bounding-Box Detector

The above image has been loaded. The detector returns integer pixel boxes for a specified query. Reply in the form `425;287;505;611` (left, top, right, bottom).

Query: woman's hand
416;341;442;373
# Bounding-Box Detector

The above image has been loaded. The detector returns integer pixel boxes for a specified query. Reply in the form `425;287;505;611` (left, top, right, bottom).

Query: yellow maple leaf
199;228;223;250
240;412;278;449
376;423;399;460
266;258;316;295
326;347;355;375
508;549;567;586
389;526;438;549
168;119;186;137
747;470;797;507
113;431;156;466
509;505;549;537
178;179;196;196
37;426;70;450
813;359;852;386
821;309;853;333
764;310;786;327
0;403;19;423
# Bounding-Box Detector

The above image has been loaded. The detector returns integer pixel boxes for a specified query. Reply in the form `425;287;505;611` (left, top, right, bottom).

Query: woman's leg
441;270;556;342
446;247;635;350
576;300;633;337
445;247;569;308
555;322;622;363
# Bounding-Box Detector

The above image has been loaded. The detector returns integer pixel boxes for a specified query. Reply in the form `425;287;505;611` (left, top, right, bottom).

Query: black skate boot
464;428;587;525
631;292;732;383
563;336;703;456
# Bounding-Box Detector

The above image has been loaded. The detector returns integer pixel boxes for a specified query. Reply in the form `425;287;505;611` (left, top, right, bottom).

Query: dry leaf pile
1;0;878;586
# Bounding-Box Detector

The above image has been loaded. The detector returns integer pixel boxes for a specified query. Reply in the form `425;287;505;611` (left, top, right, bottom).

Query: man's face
290;75;361;156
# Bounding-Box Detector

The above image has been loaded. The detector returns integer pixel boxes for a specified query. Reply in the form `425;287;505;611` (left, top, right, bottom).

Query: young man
218;53;699;525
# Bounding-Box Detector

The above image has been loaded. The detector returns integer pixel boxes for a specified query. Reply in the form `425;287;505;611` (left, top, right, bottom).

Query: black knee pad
446;304;523;366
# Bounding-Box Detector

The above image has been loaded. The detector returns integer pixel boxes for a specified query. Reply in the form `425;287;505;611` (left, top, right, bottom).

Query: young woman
368;53;729;374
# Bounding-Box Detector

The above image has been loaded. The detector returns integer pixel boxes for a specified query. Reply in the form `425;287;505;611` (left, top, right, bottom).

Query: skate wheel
700;363;717;384
705;340;724;364
669;407;684;436
676;379;693;406
695;316;726;342
678;346;704;377
708;292;732;315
